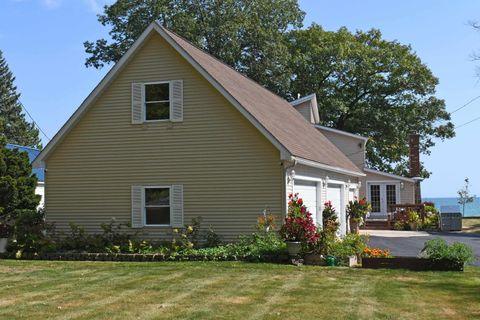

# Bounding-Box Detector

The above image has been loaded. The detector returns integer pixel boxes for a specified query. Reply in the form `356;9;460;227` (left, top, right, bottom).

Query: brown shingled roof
160;25;362;174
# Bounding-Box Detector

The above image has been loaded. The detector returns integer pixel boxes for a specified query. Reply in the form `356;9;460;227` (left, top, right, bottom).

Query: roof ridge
157;22;290;104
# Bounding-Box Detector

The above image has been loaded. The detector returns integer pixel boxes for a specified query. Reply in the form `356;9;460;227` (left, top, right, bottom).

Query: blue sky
1;0;479;197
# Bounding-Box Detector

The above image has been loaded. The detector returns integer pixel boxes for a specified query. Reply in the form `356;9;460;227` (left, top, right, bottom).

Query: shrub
329;234;369;258
421;206;439;230
393;220;406;231
204;225;222;248
322;201;339;234
280;193;318;244
421;238;476;264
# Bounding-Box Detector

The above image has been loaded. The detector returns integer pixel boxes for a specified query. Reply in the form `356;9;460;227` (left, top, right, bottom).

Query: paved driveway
361;230;480;266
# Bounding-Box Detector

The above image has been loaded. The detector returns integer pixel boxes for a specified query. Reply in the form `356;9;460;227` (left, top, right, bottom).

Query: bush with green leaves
421;238;476;265
328;234;369;258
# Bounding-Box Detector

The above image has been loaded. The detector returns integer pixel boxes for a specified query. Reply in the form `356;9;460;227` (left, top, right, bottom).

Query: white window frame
366;181;401;215
143;81;171;122
143;185;172;227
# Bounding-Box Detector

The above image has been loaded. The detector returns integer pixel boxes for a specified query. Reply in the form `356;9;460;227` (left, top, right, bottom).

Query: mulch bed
362;256;464;271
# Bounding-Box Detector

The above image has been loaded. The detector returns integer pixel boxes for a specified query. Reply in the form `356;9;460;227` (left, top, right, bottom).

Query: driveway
361;230;480;266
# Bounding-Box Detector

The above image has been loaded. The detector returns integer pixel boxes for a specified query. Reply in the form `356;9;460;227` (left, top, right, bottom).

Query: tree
0;139;40;238
458;178;475;217
285;25;455;177
0;50;41;148
84;0;304;95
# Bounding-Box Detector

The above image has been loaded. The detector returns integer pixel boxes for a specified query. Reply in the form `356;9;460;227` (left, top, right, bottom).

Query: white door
368;183;399;218
294;181;318;225
327;184;345;236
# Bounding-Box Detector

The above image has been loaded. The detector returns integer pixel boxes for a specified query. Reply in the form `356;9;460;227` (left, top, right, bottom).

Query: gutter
292;156;366;178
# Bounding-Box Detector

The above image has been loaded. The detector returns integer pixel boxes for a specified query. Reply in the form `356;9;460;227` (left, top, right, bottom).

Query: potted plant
280;193;319;257
407;211;420;231
346;197;371;234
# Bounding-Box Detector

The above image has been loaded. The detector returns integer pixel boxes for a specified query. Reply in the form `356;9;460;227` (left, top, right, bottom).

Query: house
33;21;366;241
6;143;45;208
290;94;421;223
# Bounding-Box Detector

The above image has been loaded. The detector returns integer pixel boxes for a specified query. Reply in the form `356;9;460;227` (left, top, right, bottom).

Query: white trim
142;185;172;227
153;23;292;160
293;156;365;177
290;94;316;106
364;168;415;182
366;181;401;215
293;174;323;182
32;21;292;167
33;23;158;168
143;81;171;122
314;125;369;142
290;94;319;124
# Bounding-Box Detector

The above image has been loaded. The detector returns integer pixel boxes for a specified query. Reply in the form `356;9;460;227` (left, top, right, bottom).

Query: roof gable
34;22;363;176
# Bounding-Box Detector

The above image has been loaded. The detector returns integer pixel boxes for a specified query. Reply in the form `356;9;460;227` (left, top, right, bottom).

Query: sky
1;0;480;197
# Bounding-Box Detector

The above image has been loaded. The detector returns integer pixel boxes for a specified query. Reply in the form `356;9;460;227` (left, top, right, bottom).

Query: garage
294;180;318;225
327;184;346;235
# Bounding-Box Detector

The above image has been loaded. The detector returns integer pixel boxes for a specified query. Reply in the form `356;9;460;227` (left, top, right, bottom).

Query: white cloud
42;0;62;9
84;0;102;14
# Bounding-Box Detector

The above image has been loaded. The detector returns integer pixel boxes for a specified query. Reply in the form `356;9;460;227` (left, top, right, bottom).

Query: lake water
422;197;480;217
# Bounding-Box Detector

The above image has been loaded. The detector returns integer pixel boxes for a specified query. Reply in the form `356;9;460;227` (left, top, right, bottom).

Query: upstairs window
145;82;170;121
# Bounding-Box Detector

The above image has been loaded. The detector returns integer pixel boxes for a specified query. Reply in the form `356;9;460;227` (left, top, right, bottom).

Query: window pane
145;188;170;206
146;102;169;120
145;207;170;225
145;83;169;102
386;185;397;206
370;185;381;212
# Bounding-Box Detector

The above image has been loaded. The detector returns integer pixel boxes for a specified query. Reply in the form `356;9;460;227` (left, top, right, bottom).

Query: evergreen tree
0;138;40;237
0;50;41;148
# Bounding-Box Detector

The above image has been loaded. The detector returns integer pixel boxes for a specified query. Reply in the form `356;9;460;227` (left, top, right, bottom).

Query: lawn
1;261;479;319
463;217;480;233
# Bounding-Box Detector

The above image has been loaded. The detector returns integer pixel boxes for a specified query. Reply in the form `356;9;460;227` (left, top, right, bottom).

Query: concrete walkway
361;230;480;266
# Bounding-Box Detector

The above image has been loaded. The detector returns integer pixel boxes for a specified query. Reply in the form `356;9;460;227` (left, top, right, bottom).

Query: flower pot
349;219;360;234
0;238;7;254
285;241;302;257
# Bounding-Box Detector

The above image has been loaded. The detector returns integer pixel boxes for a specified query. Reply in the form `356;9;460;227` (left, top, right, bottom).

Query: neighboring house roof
314;125;369;142
33;21;364;177
364;168;416;183
6;143;45;182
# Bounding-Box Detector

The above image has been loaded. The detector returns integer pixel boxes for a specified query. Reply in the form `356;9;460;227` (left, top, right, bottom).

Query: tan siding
320;130;365;169
45;33;282;242
360;171;415;204
293;101;314;123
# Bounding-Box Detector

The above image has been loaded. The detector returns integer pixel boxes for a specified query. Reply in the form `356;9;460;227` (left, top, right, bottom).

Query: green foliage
458;178;475;216
0;50;41;148
421;205;439;230
10;208;56;257
322;201;339;234
0;142;40;238
84;0;304;96
328;234;369;258
204;225;222;248
407;211;420;224
346;197;371;223
421;238;476;264
286;25;454;177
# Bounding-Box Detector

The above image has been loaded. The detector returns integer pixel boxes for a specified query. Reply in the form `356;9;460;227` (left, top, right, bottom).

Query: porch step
362;220;392;230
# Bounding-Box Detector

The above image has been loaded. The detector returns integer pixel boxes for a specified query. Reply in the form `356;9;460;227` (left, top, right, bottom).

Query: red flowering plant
322;201;339;234
346;197;371;223
280;193;319;244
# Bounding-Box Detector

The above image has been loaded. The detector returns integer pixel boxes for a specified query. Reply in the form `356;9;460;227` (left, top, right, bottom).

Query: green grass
1;260;479;320
463;217;480;233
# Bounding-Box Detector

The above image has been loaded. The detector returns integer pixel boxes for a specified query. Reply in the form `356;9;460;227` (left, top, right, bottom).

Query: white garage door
295;181;318;225
327;184;345;235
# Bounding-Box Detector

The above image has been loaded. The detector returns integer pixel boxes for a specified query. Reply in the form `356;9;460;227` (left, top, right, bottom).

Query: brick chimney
409;134;422;204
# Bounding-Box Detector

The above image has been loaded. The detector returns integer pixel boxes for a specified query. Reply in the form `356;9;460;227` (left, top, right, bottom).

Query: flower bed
362;256;464;271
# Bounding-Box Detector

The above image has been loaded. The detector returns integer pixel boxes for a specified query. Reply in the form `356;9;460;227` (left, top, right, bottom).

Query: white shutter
131;82;144;124
170;80;183;122
171;185;184;227
131;186;143;228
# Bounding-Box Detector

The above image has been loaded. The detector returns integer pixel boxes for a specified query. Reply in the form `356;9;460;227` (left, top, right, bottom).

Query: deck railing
388;204;426;225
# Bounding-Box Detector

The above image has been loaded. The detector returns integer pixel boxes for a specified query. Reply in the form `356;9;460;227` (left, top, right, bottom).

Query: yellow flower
187;226;193;233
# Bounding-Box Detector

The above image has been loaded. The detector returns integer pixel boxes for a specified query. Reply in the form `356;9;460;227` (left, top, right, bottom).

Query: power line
456;115;480;129
18;100;51;141
450;95;480;114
